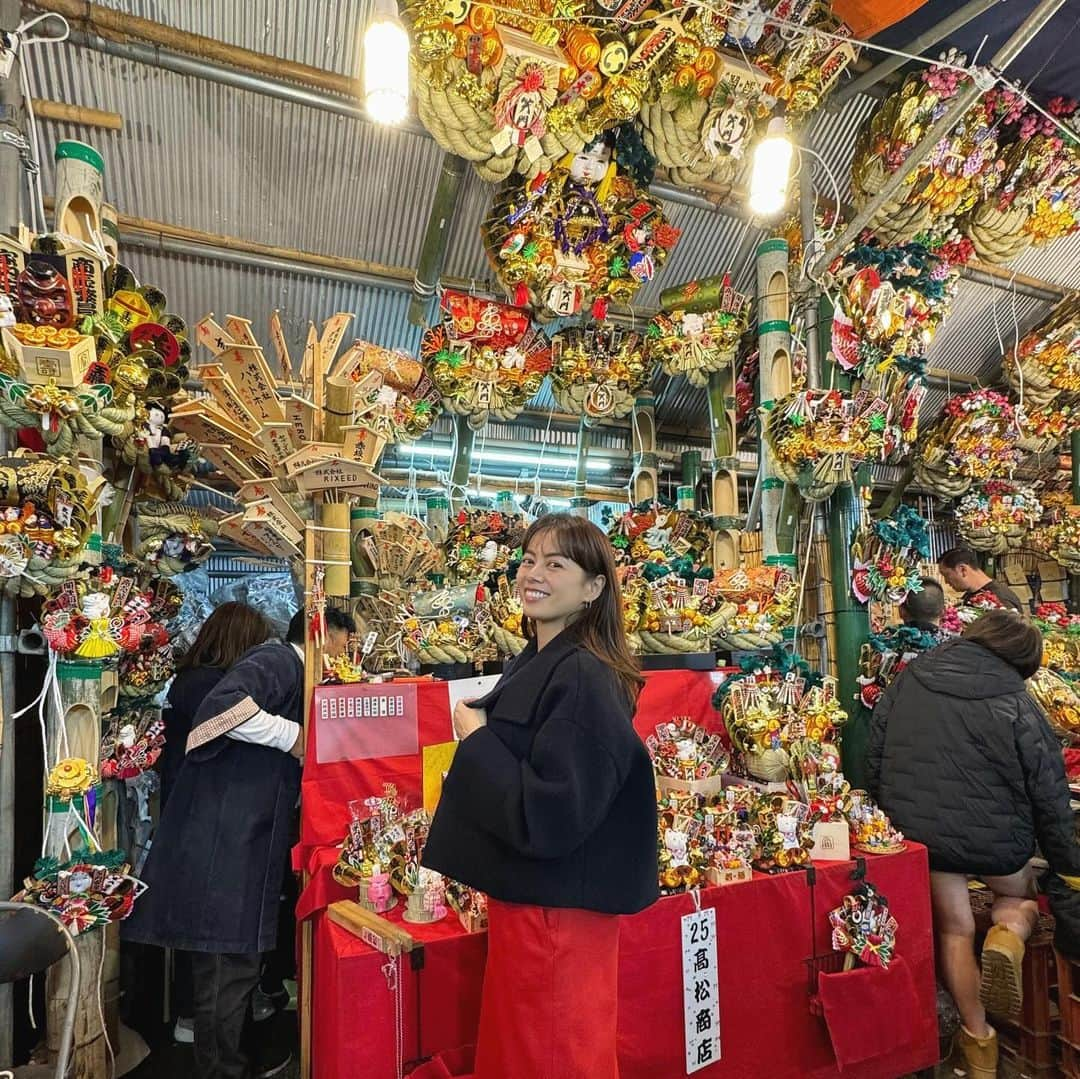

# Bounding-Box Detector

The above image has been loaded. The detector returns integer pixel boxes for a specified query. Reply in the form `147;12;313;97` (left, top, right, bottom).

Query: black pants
190;950;261;1079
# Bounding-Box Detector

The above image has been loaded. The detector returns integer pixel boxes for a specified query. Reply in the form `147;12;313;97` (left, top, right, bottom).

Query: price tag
681;904;720;1073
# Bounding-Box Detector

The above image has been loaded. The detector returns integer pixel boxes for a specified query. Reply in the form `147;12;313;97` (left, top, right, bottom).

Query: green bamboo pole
571;417;590;518
630;394;658;504
449;413;475;515
756;238;792;558
830;467;872;785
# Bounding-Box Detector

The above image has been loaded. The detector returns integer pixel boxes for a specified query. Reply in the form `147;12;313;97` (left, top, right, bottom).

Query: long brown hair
176;601;273;673
518;513;644;704
962;610;1043;679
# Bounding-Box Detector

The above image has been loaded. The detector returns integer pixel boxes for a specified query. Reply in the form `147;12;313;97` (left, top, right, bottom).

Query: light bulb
748;117;794;217
363;0;410;126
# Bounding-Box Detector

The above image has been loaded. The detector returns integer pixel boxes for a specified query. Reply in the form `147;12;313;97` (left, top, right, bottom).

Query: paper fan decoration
829;882;898;969
550;323;651;419
421;290;550;427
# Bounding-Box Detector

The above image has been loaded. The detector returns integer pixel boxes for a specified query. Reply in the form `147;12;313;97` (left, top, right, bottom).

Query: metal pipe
813;0;1067;278
0;0;20;1058
830;0;1004;107
959;263;1066;303
409;153;467;326
120;230;416;292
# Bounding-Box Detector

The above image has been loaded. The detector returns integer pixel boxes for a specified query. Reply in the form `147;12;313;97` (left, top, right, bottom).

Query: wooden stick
30;0;359;97
31;99;123;130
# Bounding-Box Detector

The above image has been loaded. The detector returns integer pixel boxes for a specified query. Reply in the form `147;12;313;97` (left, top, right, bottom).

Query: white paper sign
681;905;720;1073
445;675;501;739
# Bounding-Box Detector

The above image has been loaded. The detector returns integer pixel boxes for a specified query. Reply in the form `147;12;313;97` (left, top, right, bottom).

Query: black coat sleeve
441;658;625;860
1015;693;1080;876
866;674;901;801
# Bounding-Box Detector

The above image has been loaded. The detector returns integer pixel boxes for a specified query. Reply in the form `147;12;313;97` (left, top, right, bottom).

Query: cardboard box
810;820;851;862
2;328;96;387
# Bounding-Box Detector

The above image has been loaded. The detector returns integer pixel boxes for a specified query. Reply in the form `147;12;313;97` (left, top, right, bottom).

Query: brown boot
981;924;1026;1017
957;1025;998;1078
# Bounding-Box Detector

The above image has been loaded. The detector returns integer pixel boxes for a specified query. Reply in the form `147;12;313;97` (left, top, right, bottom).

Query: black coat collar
472;632;580;724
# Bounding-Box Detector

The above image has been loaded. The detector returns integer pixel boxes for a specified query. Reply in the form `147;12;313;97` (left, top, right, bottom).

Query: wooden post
630;394;658;504
299;509;320;1079
756;238;793;558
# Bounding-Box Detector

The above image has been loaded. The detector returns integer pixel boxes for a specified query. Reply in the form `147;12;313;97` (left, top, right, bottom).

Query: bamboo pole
630;394;658;504
31;98;123;130
29;0;360;97
571;418;591;517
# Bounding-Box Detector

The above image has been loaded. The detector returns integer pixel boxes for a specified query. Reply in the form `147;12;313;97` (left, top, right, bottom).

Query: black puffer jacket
867;637;1076;877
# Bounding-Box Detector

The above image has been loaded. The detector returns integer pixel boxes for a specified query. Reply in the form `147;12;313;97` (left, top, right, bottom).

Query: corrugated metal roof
16;3;1078;448
123;248;423;357
925;280;1050;380
26;41;444;270
91;0;371;78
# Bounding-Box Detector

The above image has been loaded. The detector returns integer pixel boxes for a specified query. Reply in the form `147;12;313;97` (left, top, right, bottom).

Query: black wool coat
422;633;660;915
159;665;224;808
123;642;303;954
867;637;1079;878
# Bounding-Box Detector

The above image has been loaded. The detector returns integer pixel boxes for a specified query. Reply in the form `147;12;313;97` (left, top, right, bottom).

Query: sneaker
980;924;1025;1017
173;1016;194;1044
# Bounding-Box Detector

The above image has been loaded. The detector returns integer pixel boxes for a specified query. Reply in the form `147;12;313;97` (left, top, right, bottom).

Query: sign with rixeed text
314;683;419;765
682;904;721;1073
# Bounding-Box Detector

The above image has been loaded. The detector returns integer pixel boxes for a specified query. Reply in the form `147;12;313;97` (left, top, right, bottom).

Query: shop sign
682;904;720;1072
314;683;419;764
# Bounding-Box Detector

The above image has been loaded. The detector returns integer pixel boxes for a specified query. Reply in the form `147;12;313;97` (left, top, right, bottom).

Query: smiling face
517;531;605;642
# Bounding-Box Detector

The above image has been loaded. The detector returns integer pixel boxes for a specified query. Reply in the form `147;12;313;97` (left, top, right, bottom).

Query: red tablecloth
299;668;728;864
309;844;937;1079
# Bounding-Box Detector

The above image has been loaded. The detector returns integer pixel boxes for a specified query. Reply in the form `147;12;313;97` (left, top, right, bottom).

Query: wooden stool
971;889;1059;1073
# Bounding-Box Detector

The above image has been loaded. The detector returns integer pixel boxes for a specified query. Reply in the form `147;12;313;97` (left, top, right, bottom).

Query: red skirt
474;898;621;1079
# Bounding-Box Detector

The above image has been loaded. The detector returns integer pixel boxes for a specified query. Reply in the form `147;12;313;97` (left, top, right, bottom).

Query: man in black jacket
868;612;1080;1077
939;546;1025;612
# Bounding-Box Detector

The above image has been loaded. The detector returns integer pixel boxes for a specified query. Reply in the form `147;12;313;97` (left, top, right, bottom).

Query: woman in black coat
868;611;1080;1078
423;514;658;1079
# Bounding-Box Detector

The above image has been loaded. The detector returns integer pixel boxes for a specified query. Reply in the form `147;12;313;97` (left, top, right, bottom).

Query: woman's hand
453;701;487;740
